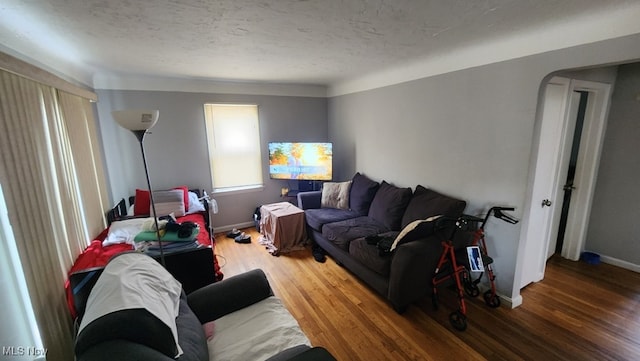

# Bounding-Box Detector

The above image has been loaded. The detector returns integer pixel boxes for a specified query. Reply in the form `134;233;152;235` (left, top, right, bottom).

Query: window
204;104;263;191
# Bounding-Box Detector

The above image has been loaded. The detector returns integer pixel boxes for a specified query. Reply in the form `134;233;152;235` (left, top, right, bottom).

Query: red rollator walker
462;207;518;308
431;206;518;331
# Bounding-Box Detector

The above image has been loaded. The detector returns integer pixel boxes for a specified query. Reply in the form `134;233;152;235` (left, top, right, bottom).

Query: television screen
268;142;332;181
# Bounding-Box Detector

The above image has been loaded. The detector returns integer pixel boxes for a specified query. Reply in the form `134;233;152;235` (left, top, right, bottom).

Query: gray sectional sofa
298;172;466;313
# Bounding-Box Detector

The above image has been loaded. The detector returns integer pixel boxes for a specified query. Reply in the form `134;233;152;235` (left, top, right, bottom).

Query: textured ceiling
1;0;640;89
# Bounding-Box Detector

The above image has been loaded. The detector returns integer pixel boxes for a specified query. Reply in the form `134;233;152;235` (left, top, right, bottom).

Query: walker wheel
432;295;439;311
464;281;480;298
449;311;467;331
483;290;501;308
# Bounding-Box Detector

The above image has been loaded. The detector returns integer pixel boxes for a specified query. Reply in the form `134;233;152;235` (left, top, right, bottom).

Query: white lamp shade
112;110;159;130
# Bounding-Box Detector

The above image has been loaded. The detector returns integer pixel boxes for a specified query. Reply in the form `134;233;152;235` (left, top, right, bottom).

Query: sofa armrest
387;235;445;311
187;268;273;323
297;191;322;210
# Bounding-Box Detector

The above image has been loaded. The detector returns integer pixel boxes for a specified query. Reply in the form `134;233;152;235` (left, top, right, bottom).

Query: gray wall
328;33;640;301
586;63;640;264
96;89;327;230
92;33;640;303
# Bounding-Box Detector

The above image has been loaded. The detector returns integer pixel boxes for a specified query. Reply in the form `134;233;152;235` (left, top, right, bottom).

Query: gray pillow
367;181;412;231
400;185;466;229
349;172;380;215
152;189;186;217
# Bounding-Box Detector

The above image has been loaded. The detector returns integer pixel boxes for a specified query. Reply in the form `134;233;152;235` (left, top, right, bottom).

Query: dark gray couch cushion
175;293;208;361
368;181;412;231
304;208;361;232
322;216;388;250
348;237;393;276
349;172;380;216
400;185;467;229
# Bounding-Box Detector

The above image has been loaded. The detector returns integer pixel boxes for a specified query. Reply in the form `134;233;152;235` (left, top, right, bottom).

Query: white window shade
204;104;263;191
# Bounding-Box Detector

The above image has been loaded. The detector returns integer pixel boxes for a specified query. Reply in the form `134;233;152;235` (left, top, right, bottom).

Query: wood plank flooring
213;228;640;361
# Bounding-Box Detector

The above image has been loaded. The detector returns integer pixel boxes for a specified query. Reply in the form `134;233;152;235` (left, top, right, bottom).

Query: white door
518;77;611;289
560;80;612;260
546;90;582;259
519;77;572;288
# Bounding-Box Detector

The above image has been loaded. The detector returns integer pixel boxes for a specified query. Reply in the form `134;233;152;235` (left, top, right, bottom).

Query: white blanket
102;217;151;246
390;215;443;251
209;296;310;361
78;253;183;358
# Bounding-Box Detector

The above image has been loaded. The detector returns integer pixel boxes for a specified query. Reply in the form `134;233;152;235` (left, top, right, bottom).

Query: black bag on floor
253;206;261;232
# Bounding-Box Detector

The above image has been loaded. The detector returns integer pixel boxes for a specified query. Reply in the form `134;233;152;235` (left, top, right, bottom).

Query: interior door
559;80;612;261
546;90;582;259
519;77;612;289
519;77;572;288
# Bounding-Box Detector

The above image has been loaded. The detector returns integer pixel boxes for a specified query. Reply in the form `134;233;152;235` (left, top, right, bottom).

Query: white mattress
208;296;310;361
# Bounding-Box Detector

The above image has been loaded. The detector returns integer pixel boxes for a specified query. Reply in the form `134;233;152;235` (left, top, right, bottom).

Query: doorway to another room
555;90;589;254
519;76;612;289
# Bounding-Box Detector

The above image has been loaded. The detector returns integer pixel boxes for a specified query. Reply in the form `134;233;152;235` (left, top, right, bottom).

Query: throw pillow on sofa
321;181;351;209
400;185;467;229
349;172;380;215
368;181;413;231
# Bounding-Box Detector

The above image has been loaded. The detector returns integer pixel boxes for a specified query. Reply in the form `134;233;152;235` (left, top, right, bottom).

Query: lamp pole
133;130;165;267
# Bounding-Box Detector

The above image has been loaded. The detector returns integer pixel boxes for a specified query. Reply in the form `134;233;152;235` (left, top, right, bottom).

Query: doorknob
541;199;552;207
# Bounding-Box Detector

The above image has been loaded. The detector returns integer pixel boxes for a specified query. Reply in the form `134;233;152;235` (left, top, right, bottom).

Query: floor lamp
112;109;165;266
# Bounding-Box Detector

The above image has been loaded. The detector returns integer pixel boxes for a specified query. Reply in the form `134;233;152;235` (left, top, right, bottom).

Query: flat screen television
268;142;332;181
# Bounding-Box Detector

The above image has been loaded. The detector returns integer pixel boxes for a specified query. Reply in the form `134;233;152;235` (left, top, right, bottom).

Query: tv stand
298;180;321;192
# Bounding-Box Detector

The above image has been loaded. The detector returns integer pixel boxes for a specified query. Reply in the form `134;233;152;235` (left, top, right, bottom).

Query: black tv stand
298;180;321;192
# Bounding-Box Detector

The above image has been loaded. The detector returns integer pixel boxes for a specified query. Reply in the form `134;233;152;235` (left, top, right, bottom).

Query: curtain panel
0;69;106;361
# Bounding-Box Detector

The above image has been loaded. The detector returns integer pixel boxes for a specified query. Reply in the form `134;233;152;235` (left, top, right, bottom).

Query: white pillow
151;189;185;217
321;181;352;209
185;191;206;214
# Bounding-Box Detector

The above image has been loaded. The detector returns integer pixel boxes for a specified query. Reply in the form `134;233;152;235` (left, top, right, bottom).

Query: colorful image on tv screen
269;142;332;180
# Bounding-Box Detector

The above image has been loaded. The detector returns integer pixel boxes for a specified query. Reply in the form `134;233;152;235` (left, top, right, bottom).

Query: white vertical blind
0;182;43;360
0;67;107;360
204;104;263;190
58;91;109;239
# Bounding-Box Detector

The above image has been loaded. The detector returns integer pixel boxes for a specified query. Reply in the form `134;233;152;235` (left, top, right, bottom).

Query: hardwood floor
213;228;640;360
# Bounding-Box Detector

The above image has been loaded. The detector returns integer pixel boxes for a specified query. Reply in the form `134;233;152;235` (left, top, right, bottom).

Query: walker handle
492;207;519;224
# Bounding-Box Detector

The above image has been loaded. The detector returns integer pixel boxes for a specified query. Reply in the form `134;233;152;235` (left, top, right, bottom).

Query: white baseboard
215;221;256;234
503;294;523;309
597;254;640;273
474;283;522;309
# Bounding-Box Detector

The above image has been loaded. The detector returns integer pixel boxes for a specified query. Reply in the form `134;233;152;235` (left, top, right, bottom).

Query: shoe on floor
227;228;241;238
234;232;251;244
312;248;326;263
